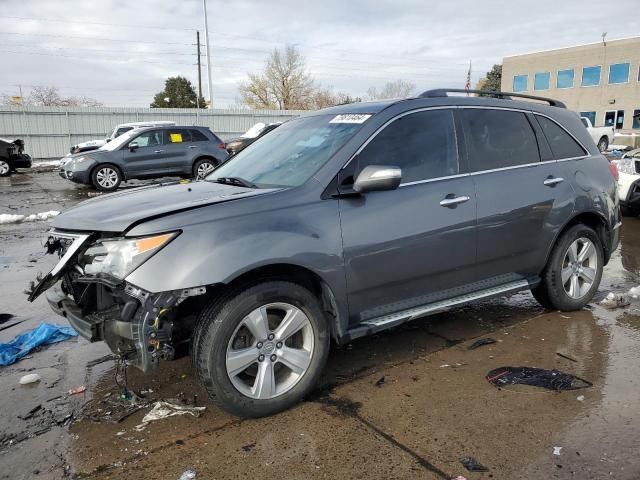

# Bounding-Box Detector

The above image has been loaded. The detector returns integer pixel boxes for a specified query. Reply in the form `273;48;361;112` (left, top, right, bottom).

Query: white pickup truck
580;117;614;153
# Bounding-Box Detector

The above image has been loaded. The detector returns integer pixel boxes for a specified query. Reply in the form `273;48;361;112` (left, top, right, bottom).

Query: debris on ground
451;476;467;480
440;362;465;368
178;470;197;480
556;352;578;362
0;322;77;366
467;338;497;350
242;442;256;452
374;376;385;387
134;401;206;431
486;367;592;391
577;395;585;402
553;446;563;456
460;456;489;472
19;373;42;385
68;385;87;396
18;404;42;420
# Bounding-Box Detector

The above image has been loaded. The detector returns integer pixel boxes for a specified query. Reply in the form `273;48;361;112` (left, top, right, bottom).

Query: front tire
0;159;11;177
91;164;122;191
597;136;609;153
194;281;330;417
532;224;603;311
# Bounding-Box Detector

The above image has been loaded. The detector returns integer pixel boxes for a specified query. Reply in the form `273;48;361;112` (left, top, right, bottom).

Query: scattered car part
486;366;592;391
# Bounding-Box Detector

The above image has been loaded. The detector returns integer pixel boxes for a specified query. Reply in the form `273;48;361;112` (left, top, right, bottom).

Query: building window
580;111;596;126
604;111;617;127
609;63;630;84
633;109;640;129
615;110;625;130
513;75;528;92
582;66;601;86
534;72;550;90
557;69;574;88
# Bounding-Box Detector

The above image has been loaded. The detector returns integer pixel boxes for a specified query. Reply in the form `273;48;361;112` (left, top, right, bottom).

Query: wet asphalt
1;169;640;479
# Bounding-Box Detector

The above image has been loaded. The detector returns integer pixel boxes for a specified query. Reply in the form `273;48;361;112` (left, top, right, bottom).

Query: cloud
0;0;638;107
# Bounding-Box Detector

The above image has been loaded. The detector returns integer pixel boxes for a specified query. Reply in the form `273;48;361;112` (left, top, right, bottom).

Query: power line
0;49;206;66
0;15;196;31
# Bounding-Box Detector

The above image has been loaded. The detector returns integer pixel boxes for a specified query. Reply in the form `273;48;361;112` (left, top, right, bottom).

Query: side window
356;109;458;184
165;128;192;144
190;129;209;142
535;115;587;159
462;109;540;171
130;129;163;148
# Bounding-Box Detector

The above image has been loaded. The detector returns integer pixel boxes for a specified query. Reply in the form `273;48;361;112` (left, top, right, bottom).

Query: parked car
30;89;620;418
223;122;282;155
615;147;640;216
69;121;178;155
580;116;614;153
59;126;228;191
0;137;31;177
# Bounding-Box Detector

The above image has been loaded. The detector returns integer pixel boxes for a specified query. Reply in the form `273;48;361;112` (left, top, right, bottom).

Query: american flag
465;60;472;95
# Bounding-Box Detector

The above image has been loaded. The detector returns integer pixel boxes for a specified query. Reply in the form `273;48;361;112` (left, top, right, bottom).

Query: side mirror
353;165;402;193
128;142;139;152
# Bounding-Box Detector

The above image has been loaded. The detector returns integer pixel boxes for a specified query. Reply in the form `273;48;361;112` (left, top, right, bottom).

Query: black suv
0;137;31;176
31;89;620;417
59;126;228;191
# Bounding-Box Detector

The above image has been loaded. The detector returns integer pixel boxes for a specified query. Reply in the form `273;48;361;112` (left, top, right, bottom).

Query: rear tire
532;224;603;311
0;159;11;177
193;281;329;418
91;164;122;191
597;136;609;153
193;158;217;179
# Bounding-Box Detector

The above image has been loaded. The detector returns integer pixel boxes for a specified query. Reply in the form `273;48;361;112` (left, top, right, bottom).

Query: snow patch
0;210;59;225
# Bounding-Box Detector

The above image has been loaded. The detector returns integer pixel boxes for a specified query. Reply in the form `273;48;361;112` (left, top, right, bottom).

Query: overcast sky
1;0;638;108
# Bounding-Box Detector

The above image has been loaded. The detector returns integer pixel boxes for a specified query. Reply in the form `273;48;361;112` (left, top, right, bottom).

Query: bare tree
28;86;102;107
366;80;416;100
239;45;316;110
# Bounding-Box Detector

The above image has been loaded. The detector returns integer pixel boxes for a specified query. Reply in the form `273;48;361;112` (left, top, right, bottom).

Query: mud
1;171;640;479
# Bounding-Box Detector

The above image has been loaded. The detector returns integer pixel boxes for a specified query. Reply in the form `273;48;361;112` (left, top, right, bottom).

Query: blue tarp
0;322;77;366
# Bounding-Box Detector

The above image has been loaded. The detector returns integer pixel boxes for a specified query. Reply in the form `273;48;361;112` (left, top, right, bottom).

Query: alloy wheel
0;160;9;175
197;161;215;179
226;302;314;400
562;237;598;299
96;167;119;189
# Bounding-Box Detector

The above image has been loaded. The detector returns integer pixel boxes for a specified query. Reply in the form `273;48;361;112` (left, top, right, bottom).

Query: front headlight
82;232;178;279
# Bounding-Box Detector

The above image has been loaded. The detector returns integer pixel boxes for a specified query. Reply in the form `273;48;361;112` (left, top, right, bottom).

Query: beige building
502;36;640;132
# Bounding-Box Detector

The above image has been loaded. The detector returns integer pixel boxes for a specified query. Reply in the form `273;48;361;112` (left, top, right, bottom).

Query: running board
357;280;529;332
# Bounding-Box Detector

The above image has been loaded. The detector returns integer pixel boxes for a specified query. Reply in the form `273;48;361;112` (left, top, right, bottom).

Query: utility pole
202;0;214;108
196;30;202;109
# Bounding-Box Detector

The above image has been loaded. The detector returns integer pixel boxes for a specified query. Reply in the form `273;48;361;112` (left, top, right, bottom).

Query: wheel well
598;136;608;144
557;211;610;262
202;264;340;341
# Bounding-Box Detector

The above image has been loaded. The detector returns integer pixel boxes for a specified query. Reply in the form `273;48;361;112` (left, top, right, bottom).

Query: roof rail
419;88;566;108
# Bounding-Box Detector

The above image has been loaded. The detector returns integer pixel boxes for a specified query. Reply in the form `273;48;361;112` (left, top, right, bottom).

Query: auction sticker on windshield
329;114;371;124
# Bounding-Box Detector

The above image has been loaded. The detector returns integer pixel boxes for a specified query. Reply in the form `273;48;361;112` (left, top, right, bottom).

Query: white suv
615;148;640;216
69;121;177;155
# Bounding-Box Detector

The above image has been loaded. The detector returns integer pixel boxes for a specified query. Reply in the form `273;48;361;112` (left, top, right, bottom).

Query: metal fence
0;106;305;159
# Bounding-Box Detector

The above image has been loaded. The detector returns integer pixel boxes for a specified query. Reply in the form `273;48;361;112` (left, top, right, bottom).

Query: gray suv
30;89;621;417
59;126;228;191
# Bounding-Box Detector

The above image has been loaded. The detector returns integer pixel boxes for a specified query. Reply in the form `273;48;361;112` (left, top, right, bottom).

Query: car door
463;108;576;283
161;128;193;174
121;129;168;176
338;108;477;325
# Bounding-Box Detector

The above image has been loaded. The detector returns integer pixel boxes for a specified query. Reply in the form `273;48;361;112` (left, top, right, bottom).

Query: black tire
193;281;330;418
193;157;218;179
91;164;122;191
597;136;609;153
532;224;604;311
620;205;640;217
0;158;11;177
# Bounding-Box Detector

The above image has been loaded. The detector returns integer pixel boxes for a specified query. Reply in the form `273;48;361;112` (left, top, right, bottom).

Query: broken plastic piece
553;446;562;456
134;401;206;431
179;470;196;480
460;457;489;472
19;373;41;385
468;338;497;350
68;385;87;395
486;366;592;391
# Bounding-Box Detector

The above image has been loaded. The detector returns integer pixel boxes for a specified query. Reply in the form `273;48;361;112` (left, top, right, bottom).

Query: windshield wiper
211;177;258;188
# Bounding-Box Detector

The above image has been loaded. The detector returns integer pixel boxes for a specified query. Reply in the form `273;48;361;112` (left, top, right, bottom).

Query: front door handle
439;195;470;207
543;177;564;186
154;150;164;154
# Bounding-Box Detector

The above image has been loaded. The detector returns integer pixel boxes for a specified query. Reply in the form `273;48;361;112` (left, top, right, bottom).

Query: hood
52;180;279;232
74;138;107;149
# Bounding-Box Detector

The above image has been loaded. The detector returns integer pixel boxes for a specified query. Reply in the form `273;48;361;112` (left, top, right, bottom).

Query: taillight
219;143;226;149
609;160;619;181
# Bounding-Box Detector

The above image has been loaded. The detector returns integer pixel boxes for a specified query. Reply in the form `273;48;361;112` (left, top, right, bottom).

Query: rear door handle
543;177;564;186
188;145;199;149
154;150;164;154
439;195;470;207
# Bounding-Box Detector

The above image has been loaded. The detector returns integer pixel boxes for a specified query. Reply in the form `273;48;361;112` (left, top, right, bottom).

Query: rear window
462;109;540;171
190;129;209;142
165;128;192;144
535;115;587;159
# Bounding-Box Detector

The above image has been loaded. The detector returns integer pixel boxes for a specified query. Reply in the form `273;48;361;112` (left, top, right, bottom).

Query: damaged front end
29;230;204;371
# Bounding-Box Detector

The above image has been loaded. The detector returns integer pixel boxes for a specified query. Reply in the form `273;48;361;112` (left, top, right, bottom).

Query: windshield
207;114;368;187
99;129;143;151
